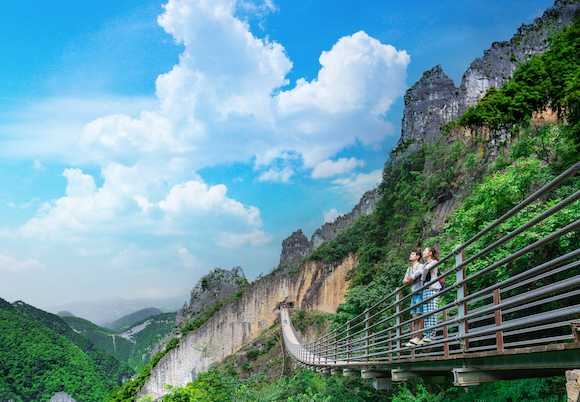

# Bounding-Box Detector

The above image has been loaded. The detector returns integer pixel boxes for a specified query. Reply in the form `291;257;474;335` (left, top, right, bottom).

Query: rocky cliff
398;0;580;150
176;267;246;326
138;254;355;400
278;188;380;273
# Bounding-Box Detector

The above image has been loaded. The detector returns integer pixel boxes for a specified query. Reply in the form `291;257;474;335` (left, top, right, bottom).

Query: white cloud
217;229;273;248
72;1;408;174
7;202;16;208
324;208;340;223
178;247;201;269
311;157;365;179
333;169;383;203
258;166;294;183
21;164;264;247
160;180;261;226
0;253;45;274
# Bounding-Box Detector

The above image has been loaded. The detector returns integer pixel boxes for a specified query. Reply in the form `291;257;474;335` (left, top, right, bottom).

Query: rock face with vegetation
278;188;380;273
137;255;355;400
176;267;246;326
398;0;580;150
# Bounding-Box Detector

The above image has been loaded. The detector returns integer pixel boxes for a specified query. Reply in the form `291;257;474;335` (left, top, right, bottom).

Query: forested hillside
63;312;176;372
132;15;580;402
0;298;118;402
12;301;134;386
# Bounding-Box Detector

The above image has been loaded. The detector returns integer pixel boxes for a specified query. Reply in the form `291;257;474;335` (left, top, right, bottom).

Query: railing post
443;309;449;358
347;322;351;362
493;288;504;351
456;246;469;352
396;290;402;358
388;330;392;361
365;310;370;362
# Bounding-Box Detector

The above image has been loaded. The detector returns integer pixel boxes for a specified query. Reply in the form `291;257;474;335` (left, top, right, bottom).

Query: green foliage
245;349;260;360
12;301;135;387
0;298;115;402
456;17;580;146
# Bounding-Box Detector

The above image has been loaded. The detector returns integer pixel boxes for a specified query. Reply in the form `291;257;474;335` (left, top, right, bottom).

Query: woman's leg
422;289;439;340
411;313;422;339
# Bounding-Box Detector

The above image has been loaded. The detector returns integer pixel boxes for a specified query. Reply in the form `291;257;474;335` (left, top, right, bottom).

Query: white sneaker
417;338;432;345
405;337;420;347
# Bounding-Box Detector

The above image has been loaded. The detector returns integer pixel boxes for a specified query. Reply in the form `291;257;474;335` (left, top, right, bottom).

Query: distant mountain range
62;310;177;372
47;294;188;324
101;307;164;331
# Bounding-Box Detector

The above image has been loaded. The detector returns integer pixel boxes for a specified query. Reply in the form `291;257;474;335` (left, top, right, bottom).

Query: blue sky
0;0;555;309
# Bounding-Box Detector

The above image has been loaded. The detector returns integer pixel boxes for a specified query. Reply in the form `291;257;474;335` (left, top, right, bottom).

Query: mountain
63;312;177;372
397;0;580;151
102;307;164;332
0;297;120;402
47;294;188;325
12;301;134;385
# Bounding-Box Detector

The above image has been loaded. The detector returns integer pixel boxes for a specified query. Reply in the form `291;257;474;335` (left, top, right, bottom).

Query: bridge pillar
321;368;331;378
453;368;566;387
566;369;580;402
331;368;343;377
392;369;450;383
372;378;393;390
361;369;391;379
343;368;361;377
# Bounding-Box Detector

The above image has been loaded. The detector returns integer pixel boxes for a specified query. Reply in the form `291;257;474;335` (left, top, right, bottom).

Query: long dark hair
425;246;439;261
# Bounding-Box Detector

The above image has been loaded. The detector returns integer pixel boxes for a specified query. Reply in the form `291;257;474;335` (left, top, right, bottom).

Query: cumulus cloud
324;208;340;223
76;0;409;174
21;164;264;245
311;157;365;179
0;253;45;274
333;169;383;203
258;166;294;183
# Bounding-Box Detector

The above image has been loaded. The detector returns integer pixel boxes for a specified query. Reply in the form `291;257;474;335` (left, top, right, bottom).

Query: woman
411;246;442;345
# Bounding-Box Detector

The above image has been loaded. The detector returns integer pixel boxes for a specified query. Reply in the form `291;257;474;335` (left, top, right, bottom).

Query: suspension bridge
280;161;580;397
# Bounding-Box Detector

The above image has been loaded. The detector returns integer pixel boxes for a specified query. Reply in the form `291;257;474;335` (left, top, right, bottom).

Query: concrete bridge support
567;370;580;402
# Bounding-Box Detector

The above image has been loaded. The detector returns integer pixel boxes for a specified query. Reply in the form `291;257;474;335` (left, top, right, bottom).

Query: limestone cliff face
398;0;580;150
176;267;246;326
139;254;355;400
278;188;380;273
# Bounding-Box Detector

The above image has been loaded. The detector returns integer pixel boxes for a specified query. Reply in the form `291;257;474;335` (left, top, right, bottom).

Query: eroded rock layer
139;255;355;400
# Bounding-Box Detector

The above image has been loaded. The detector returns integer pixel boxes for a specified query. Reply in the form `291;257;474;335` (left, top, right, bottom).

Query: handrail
281;161;580;369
